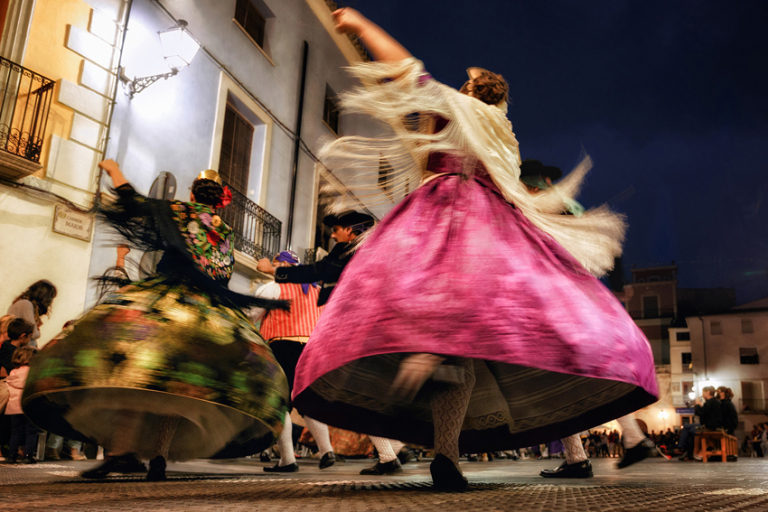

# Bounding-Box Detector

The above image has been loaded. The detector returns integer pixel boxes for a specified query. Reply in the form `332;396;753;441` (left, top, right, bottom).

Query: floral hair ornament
216;186;232;209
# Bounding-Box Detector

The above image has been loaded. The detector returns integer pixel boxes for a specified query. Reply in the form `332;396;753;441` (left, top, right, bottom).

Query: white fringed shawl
319;58;625;276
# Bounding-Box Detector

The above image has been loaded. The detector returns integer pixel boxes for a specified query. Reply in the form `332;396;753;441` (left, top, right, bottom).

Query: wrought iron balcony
218;182;281;261
0;56;54;166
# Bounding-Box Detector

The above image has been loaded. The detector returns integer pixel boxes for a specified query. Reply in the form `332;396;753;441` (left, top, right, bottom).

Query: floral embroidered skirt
22;277;289;460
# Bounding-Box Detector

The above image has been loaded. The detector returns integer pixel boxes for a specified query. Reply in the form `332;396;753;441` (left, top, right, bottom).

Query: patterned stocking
369;436;401;463
430;358;476;465
562;433;588;464
156;416;180;459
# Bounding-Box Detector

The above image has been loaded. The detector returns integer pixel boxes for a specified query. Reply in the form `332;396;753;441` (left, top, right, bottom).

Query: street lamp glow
159;20;200;71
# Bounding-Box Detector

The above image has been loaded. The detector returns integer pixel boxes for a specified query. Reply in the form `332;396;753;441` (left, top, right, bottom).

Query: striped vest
260;283;322;341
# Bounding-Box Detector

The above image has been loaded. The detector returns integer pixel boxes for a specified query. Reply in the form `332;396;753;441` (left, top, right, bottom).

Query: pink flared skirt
293;174;657;451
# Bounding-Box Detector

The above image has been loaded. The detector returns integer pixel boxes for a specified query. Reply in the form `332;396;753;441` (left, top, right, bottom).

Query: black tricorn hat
323;210;375;232
519;159;563;181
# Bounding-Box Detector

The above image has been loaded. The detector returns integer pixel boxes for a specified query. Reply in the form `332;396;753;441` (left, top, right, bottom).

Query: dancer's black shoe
430;454;467;491
617;439;655;469
146;456;167;481
263;462;299;472
539;459;593;478
360;458;402;475
81;454;146;479
318;451;336;469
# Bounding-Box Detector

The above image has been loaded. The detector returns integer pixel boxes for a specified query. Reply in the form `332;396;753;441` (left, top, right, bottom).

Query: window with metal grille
323;85;340;134
234;0;266;48
740;347;759;365
681;352;692;372
218;103;253;194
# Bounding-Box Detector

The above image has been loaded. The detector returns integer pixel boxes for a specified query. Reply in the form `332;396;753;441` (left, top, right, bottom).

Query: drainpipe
94;0;134;209
699;316;708;381
285;40;309;249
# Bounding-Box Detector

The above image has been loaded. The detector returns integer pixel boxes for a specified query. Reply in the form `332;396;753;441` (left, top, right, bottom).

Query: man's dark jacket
695;397;723;430
274;242;352;306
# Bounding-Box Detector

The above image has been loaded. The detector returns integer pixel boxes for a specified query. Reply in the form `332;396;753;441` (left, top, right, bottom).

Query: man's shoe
430;454;467;491
318;451;335;469
22;456;37;464
263;462;299;473
146;456;166;481
540;460;593;478
617;439;655;469
259;451;271;463
360;458;402;475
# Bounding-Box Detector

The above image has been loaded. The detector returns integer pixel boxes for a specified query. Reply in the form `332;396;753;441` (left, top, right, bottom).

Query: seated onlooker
5;346;39;463
678;386;722;461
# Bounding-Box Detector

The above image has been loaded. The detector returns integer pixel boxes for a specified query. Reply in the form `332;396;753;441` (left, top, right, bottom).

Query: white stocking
561;434;588;464
617;414;646;448
277;413;296;466
303;416;334;456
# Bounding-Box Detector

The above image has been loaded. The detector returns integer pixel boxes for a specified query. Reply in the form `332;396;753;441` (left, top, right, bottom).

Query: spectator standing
5;346;39;463
7;280;57;348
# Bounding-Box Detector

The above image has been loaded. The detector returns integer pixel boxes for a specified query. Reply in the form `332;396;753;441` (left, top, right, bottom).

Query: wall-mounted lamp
119;19;200;98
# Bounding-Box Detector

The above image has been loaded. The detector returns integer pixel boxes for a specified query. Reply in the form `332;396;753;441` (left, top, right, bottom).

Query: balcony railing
219;182;281;261
0;56;54;164
740;399;768;414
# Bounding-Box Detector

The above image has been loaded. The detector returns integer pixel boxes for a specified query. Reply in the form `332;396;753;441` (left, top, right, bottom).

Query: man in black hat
257;210;374;306
257;210;406;475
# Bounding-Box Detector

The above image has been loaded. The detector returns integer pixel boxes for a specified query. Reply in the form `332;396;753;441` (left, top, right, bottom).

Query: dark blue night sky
345;0;768;303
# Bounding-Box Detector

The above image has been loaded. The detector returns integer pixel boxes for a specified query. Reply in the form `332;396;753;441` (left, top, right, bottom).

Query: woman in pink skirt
293;8;657;490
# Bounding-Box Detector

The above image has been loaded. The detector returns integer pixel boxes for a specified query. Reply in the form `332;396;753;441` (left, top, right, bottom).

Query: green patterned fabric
23;278;289;460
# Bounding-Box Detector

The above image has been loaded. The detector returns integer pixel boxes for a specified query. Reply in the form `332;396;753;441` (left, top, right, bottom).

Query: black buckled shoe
540;459;593;478
617;439;654;469
430;454;467;491
360;458;402;475
263;462;299;473
319;451;336;469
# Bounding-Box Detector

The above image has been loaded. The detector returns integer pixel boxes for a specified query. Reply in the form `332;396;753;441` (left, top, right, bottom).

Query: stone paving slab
1;457;767;511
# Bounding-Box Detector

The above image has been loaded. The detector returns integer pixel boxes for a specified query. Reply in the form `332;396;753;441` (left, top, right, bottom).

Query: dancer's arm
99;159;128;188
332;8;411;62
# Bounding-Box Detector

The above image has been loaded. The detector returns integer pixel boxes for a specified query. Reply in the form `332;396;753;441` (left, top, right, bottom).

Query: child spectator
5;346;39;463
1;318;33;378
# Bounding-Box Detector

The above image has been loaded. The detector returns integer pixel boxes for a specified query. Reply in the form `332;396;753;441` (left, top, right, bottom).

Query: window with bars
234;0;267;48
642;295;659;319
681;352;692;372
218;103;253;194
323;85;340;134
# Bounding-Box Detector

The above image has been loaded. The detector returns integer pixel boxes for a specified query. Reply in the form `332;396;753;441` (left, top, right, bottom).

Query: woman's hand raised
332;8;368;35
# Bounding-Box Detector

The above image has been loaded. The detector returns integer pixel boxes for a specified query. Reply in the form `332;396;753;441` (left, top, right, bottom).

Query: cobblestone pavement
1;456;767;511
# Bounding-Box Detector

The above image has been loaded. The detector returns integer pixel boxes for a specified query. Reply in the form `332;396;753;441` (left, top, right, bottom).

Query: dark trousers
678;423;699;457
269;339;306;399
8;414;40;458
